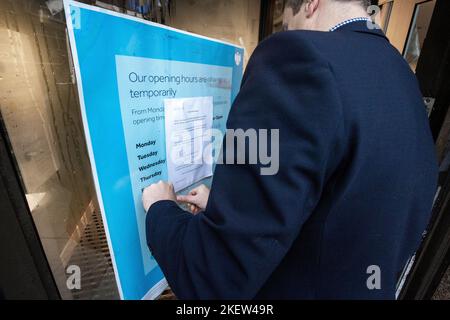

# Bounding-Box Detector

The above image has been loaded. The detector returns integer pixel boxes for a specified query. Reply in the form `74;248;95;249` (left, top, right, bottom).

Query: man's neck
314;3;370;31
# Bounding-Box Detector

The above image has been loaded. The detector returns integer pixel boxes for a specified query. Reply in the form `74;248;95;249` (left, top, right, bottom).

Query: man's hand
142;181;176;212
177;184;210;214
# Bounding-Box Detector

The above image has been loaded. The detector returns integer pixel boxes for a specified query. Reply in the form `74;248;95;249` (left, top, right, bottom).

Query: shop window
0;0;259;300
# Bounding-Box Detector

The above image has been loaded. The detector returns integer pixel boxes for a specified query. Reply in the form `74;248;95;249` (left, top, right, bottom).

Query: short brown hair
285;0;377;15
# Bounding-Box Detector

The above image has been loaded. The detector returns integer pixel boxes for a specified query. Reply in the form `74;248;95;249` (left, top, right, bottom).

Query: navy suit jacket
146;21;438;299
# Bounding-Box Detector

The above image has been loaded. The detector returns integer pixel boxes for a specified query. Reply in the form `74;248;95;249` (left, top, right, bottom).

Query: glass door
0;0;260;300
0;0;119;300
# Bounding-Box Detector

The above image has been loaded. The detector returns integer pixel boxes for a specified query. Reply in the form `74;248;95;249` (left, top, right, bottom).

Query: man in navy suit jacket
142;0;438;299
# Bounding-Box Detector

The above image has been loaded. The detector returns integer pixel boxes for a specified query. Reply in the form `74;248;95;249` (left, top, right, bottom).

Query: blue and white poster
64;0;244;300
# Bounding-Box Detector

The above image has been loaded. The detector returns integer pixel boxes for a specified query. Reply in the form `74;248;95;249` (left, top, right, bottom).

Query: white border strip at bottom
142;278;169;300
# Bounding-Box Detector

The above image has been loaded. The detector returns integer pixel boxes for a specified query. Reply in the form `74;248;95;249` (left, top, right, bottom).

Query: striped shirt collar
329;17;371;32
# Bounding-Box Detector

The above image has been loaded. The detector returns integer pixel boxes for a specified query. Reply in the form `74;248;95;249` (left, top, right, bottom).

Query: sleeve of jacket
146;32;345;299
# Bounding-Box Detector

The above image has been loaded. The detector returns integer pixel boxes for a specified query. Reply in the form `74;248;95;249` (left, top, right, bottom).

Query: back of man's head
283;0;378;31
286;0;375;15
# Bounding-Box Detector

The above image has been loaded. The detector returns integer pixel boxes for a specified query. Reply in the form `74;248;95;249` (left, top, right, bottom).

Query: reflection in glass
379;0;393;33
273;0;284;33
404;0;436;72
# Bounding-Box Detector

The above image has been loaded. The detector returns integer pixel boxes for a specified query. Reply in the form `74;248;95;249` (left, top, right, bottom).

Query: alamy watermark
66;265;81;290
367;5;383;30
366;265;381;290
168;120;280;176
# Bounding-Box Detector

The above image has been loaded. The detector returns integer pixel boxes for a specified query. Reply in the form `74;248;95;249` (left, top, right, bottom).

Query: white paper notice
164;96;214;192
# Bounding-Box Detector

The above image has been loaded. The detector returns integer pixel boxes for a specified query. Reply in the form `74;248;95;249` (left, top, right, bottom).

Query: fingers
176;184;210;213
177;185;205;203
177;195;202;214
142;180;177;212
189;185;203;195
177;194;195;203
189;204;201;215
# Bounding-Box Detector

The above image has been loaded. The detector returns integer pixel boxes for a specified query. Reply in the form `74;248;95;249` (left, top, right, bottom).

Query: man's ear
304;0;320;18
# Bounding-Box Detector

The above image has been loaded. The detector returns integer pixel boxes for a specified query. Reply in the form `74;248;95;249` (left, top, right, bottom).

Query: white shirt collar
329;17;371;32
